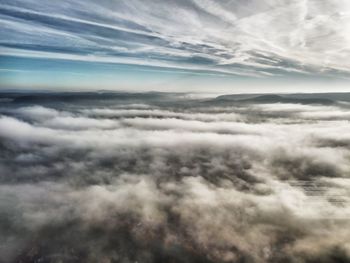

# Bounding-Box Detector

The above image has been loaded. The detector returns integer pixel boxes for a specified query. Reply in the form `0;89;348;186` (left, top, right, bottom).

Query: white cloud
1;100;350;261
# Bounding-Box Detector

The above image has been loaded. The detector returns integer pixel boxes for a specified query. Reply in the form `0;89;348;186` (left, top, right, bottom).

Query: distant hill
239;94;334;105
1;91;350;106
0;91;186;104
209;93;337;105
214;92;350;102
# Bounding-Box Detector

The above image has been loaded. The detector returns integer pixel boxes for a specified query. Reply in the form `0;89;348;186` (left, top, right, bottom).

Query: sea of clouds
0;96;350;262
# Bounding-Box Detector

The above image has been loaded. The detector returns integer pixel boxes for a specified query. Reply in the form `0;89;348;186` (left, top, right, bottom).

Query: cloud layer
1;0;350;78
0;94;350;262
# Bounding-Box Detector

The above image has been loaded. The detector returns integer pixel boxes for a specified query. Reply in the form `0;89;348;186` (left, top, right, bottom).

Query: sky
0;0;350;93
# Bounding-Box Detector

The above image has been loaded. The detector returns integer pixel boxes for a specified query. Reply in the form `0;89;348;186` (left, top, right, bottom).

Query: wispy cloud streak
1;0;350;78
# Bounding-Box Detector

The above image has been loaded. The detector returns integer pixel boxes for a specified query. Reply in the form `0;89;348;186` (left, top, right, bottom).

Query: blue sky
1;0;350;92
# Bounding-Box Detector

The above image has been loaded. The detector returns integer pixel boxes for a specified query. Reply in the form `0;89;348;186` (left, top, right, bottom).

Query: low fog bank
0;92;350;263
